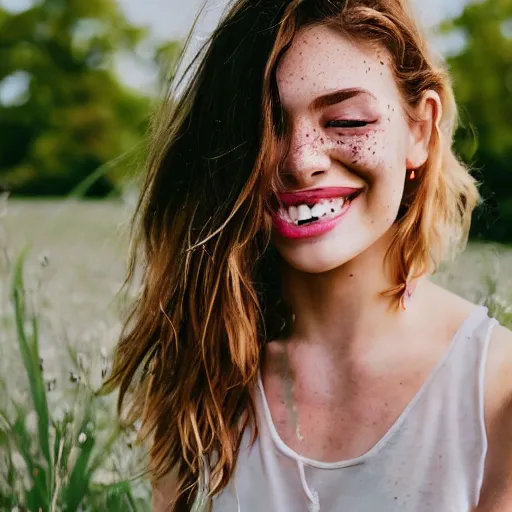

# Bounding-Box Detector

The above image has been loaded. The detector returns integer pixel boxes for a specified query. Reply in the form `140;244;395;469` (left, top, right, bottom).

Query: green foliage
478;276;512;330
0;0;158;197
442;0;512;241
0;252;150;511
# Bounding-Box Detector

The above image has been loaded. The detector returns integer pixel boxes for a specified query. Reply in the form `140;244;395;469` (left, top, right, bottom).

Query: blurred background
0;0;511;510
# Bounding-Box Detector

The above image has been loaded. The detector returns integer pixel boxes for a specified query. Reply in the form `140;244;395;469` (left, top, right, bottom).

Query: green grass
0;252;150;511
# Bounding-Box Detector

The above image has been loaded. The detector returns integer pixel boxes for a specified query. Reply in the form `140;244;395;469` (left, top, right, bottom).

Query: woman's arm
476;325;512;510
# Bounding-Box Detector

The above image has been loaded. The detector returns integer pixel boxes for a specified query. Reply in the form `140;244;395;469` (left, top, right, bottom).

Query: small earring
409;169;416;180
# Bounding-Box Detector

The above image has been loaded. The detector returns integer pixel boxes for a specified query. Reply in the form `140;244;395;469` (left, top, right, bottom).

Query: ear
406;90;443;170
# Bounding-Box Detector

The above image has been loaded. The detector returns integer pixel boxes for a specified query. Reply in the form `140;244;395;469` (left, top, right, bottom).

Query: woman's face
271;25;428;274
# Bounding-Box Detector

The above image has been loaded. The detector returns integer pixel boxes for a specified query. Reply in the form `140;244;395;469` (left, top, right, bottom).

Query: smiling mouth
275;189;362;226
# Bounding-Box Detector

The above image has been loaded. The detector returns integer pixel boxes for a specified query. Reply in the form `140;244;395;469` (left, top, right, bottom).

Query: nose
282;126;331;189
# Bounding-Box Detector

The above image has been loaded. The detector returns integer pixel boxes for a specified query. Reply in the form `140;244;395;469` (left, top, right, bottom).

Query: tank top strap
443;305;498;391
434;305;497;403
471;305;499;412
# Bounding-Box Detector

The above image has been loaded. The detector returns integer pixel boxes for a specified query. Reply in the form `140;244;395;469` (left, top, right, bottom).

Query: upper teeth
281;197;347;224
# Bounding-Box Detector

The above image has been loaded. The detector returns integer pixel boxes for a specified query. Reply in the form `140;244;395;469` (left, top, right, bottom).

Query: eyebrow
310;87;376;111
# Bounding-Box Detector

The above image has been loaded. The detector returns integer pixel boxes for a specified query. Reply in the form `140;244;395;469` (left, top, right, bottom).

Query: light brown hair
104;0;479;509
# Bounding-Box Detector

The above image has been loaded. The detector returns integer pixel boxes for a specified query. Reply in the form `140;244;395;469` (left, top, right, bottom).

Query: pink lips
272;187;361;240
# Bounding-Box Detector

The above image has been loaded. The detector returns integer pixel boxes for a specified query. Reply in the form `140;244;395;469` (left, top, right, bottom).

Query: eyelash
326;120;370;128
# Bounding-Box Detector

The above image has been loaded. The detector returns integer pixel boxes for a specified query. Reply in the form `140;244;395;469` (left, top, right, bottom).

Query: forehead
276;25;398;109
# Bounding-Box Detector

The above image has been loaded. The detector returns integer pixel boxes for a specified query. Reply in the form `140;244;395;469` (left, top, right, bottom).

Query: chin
272;220;398;275
273;238;366;275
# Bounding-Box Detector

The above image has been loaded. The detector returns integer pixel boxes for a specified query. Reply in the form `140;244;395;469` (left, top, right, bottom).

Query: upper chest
260;348;444;463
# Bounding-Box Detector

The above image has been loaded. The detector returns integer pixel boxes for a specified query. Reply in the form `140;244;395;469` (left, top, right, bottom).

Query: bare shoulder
420;280;481;332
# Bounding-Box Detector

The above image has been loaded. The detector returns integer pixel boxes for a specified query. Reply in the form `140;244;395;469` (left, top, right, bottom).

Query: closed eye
326;120;371;128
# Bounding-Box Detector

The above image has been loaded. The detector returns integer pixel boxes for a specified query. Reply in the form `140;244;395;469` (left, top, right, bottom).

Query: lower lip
272;200;353;240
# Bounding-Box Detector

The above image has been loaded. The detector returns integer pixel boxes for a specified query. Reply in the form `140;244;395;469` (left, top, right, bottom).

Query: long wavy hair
104;0;480;509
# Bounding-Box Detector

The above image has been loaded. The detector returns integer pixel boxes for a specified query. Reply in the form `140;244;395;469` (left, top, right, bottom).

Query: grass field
0;198;511;510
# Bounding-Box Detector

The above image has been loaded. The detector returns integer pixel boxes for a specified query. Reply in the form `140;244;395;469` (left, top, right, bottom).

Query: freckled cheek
330;135;393;177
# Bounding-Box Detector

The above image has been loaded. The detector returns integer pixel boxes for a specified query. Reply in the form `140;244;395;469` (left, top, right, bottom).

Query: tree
442;0;512;241
0;0;161;196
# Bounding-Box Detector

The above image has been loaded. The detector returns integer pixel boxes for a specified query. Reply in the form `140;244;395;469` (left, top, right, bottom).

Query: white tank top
210;305;498;512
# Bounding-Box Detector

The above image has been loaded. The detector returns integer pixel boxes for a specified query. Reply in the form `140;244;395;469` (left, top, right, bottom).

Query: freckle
349;274;354;277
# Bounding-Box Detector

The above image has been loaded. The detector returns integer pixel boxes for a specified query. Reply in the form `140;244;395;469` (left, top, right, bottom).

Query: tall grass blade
12;412;49;510
11;252;53;504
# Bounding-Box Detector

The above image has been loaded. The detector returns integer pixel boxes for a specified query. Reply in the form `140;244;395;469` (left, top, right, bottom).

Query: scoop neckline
256;305;488;470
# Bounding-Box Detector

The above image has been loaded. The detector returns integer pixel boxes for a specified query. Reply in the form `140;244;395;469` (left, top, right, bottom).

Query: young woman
105;0;512;510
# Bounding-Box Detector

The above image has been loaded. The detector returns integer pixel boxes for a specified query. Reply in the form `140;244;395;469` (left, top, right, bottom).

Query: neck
279;234;425;356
